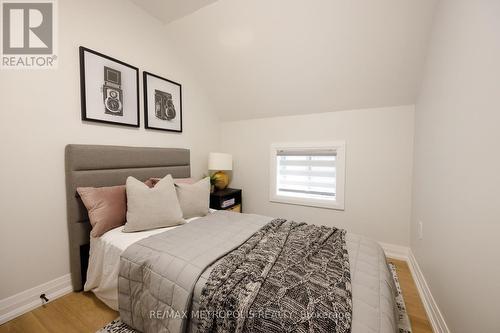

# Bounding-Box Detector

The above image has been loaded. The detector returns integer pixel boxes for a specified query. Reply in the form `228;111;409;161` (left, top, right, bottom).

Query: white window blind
276;149;336;200
270;142;345;210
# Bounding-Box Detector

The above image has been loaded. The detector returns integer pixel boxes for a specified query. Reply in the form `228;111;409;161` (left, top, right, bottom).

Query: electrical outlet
418;220;423;240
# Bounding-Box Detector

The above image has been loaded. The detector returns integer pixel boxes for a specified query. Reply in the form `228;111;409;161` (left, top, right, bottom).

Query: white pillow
175;177;210;219
124;175;185;232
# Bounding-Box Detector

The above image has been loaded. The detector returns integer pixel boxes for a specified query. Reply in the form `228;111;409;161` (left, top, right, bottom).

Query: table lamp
208;152;233;190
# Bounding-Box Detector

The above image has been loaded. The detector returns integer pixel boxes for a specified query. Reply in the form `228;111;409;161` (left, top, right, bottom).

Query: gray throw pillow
176;177;210;219
124;175;185;232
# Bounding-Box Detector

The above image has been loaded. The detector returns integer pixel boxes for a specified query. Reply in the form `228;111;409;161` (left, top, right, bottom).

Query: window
270;142;345;210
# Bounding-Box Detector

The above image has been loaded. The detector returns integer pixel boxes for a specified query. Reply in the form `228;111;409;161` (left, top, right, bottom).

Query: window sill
269;194;345;211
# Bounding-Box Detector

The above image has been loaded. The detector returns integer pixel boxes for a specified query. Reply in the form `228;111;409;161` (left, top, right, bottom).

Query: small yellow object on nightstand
212;171;229;190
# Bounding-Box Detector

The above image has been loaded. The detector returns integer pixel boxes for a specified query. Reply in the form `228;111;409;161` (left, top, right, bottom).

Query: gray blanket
118;211;270;333
119;211;353;333
197;218;352;333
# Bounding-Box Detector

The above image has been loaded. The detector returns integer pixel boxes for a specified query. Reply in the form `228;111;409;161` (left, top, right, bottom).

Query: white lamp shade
208;152;233;171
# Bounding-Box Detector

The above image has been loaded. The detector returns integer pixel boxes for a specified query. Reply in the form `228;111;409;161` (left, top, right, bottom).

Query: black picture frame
143;71;183;133
79;46;140;128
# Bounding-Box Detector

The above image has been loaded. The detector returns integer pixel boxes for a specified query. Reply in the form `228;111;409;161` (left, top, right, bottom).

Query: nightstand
210;188;242;213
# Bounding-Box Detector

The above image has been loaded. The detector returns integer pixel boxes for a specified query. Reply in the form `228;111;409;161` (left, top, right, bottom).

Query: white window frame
269;141;345;210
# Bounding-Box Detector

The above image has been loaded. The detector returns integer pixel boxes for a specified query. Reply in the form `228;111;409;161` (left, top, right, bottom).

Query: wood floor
0;259;432;333
387;258;433;333
0;292;118;333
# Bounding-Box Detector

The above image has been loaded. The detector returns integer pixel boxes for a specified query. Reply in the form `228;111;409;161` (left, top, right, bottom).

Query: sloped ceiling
158;0;437;120
131;0;219;24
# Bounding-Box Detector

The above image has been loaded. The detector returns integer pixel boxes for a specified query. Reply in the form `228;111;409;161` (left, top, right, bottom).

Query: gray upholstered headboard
65;144;190;291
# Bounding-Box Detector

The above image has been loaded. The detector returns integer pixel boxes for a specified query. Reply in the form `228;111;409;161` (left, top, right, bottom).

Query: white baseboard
0;274;72;325
379;242;450;333
379;242;410;261
407;251;450;333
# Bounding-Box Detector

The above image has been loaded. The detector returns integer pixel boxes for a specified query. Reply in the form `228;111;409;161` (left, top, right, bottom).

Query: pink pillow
147;177;195;187
144;178;155;188
77;185;127;237
174;178;196;185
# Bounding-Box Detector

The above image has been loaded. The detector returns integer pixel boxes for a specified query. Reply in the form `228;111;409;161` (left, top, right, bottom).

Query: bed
84;213;214;309
65;144;398;333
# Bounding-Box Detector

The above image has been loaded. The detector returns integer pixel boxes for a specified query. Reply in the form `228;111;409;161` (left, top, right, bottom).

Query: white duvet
84;214;211;310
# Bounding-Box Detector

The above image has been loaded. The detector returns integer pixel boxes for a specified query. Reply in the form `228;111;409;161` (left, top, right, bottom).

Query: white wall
411;0;500;332
221;105;415;246
0;0;219;299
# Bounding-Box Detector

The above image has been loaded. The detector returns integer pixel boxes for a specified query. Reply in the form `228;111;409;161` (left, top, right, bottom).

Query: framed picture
143;71;182;133
79;46;139;127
